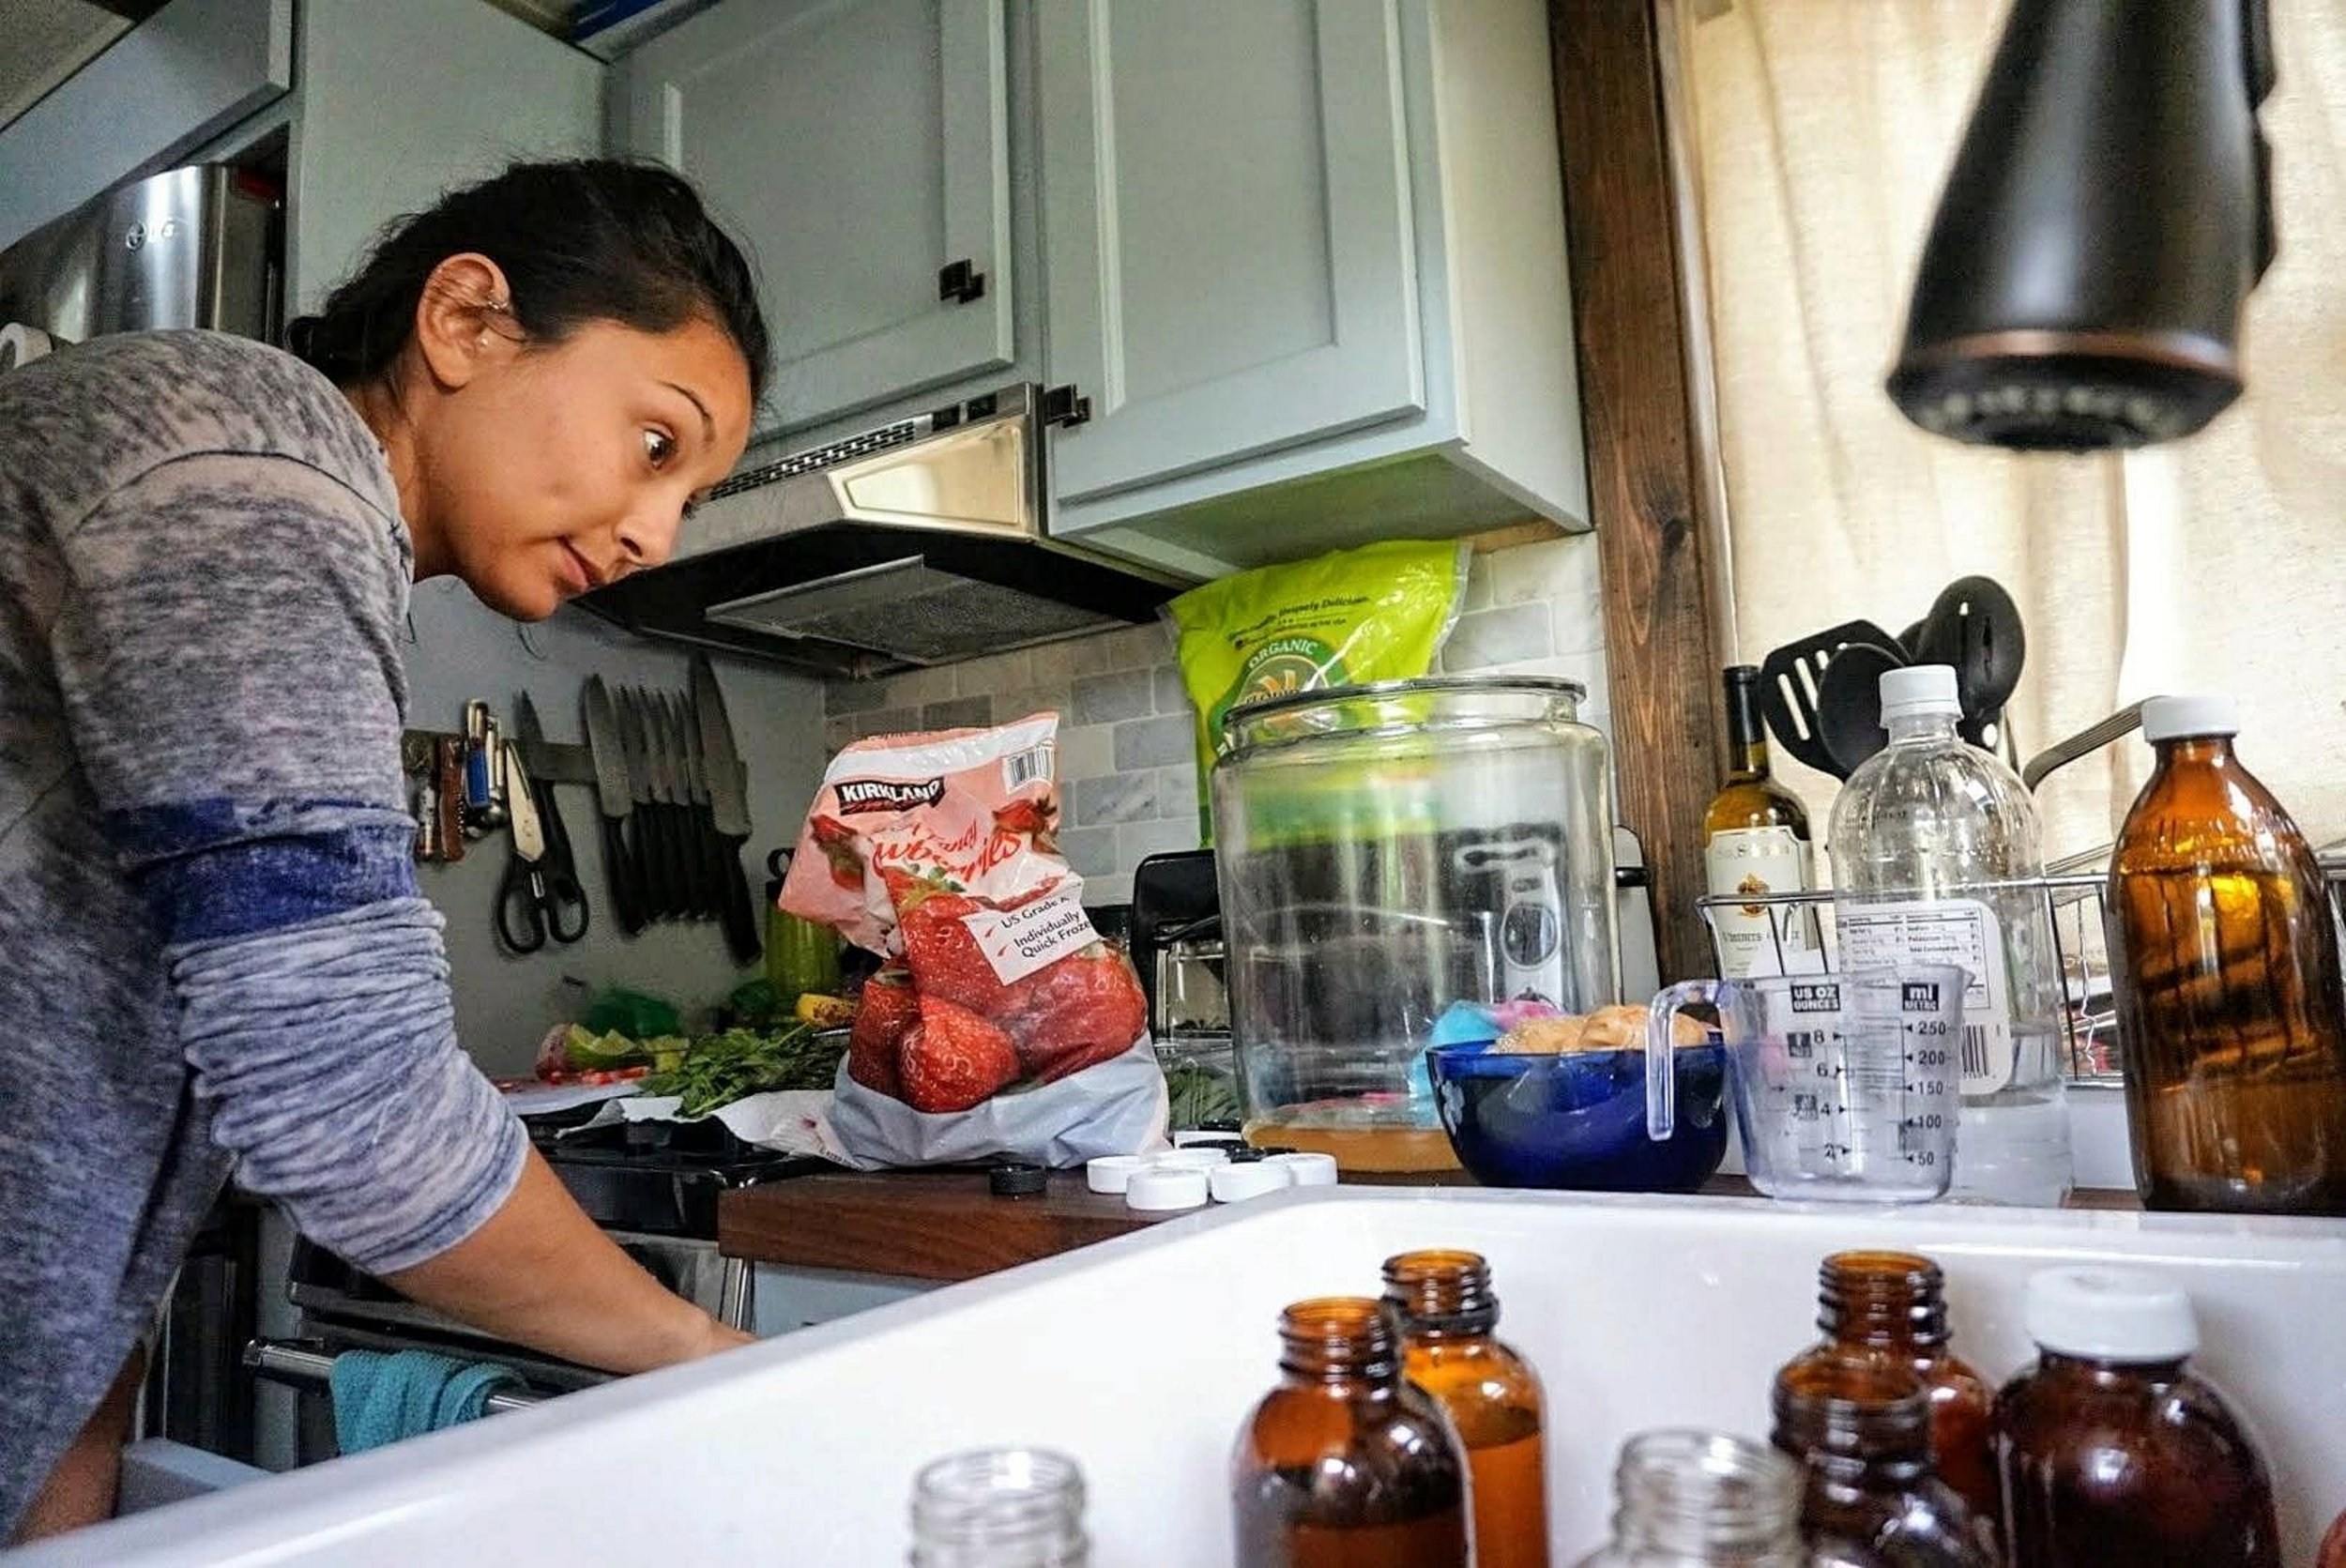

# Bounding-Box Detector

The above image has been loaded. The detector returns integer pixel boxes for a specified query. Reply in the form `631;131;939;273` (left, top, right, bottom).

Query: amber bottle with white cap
1992;1267;2278;1568
2110;693;2346;1214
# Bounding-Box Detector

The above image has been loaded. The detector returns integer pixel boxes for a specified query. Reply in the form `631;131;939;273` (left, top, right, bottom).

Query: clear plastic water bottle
1827;665;2071;1206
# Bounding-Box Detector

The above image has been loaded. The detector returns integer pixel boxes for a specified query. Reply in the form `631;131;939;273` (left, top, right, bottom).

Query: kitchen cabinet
0;0;292;255
614;0;1017;440
1036;0;1588;578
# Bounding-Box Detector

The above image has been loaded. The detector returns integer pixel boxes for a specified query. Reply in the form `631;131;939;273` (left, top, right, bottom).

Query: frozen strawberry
898;995;1021;1114
1001;943;1149;1083
990;796;1060;856
898;890;1013;1015
808;814;865;891
846;967;920;1098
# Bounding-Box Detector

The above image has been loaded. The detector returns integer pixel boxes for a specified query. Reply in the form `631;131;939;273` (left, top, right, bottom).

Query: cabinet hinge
1042;384;1091;429
937;260;986;304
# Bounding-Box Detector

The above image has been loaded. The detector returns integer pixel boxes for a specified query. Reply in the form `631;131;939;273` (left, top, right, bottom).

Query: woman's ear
411;252;519;389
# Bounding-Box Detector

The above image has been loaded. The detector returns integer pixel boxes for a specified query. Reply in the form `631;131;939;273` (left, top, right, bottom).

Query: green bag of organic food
1165;539;1470;837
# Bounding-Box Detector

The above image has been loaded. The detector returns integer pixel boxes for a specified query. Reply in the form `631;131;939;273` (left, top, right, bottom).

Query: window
1672;0;2346;866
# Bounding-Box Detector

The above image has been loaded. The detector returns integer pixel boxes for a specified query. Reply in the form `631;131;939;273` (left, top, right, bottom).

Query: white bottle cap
1124;1167;1211;1211
1085;1155;1148;1195
2140;694;2240;744
2024;1267;2199;1362
1264;1151;1340;1187
1878;663;1962;723
1150;1148;1231;1170
1209;1161;1295;1203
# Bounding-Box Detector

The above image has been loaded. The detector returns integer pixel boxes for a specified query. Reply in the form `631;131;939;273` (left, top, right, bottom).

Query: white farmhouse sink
32;1189;2346;1565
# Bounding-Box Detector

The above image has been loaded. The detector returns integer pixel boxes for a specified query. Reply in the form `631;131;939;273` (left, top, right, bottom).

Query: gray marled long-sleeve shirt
0;330;526;1530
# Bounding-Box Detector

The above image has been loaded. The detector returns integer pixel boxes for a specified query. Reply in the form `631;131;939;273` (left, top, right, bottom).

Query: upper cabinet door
1038;0;1424;506
616;0;1013;437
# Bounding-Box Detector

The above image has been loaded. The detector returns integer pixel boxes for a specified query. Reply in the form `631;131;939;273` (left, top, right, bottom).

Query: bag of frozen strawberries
779;713;1167;1168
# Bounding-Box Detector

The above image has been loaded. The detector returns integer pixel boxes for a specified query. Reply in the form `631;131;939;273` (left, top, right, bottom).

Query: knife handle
715;834;763;965
694;805;724;921
601;814;643;935
643;807;680;920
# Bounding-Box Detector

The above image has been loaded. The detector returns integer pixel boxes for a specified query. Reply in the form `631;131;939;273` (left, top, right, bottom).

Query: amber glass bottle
1703;665;1823;979
1994;1267;2279;1568
1382;1250;1548;1568
1778;1251;1998;1525
1770;1360;1996;1567
1230;1297;1470;1568
2110;694;2346;1214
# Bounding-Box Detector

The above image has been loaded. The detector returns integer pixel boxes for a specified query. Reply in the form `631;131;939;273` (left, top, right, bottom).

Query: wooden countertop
717;1169;2142;1281
720;1170;1165;1283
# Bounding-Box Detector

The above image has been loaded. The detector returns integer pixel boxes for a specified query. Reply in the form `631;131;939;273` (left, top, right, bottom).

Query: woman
0;159;767;1540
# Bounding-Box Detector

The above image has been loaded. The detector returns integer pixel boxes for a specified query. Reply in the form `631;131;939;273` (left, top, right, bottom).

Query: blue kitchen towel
328;1348;525;1455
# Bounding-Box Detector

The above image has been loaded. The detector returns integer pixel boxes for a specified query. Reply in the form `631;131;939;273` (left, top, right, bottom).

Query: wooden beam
1548;0;1728;983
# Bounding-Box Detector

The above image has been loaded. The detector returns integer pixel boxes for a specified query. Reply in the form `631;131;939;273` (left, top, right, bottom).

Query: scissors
496;738;589;953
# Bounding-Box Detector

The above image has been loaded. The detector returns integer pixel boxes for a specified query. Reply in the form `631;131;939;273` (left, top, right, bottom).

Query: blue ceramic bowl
1427;1041;1729;1192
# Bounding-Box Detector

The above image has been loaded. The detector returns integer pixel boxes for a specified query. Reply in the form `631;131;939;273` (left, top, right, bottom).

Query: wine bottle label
1704;828;1825;980
1835;898;2017;1094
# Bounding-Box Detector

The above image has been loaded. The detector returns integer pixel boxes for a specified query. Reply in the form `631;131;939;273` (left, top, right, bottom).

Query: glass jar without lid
1770;1359;1996;1567
908;1447;1088;1568
1211;677;1619;1172
1230;1296;1470;1567
1570;1430;1807;1568
1382;1250;1549;1568
1778;1250;1998;1523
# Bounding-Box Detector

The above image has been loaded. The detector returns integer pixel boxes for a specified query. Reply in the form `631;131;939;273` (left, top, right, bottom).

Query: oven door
256;1231;751;1468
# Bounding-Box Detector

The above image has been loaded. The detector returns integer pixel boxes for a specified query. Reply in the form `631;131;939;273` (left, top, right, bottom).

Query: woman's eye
642;428;677;467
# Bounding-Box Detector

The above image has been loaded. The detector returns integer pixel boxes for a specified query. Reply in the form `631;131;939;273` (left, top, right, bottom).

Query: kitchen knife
581;678;643;934
662;692;714;920
692;654;764;965
617;688;676;920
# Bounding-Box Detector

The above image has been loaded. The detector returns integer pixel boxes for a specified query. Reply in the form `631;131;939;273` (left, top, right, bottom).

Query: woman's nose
615;508;680;574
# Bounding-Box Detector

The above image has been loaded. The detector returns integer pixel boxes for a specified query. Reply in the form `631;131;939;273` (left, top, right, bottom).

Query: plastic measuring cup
1648;967;1968;1202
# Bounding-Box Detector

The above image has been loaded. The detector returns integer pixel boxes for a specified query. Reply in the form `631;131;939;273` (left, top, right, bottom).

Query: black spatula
1757;619;1907;778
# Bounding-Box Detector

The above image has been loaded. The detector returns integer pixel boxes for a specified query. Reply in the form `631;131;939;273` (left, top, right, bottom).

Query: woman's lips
557;541;603;595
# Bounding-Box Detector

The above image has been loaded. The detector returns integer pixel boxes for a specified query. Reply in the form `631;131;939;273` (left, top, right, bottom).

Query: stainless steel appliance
0;163;278;358
576;383;1187;678
247;1119;816;1464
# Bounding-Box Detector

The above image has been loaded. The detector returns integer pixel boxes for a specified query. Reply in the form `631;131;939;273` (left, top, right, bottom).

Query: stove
530;1112;828;1239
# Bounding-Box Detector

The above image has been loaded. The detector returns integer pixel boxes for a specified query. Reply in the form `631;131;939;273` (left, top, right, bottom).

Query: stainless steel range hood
576;384;1187;678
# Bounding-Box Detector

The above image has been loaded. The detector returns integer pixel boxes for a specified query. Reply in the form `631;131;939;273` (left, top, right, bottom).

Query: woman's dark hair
286;159;769;403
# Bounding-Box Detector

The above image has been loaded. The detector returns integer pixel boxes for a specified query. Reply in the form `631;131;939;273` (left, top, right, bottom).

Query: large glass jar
1211;677;1618;1171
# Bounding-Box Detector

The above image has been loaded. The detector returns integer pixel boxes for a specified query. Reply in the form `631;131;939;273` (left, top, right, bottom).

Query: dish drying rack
1698;851;2346;1088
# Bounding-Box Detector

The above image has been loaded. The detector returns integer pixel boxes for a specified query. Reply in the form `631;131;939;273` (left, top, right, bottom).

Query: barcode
1961;1026;1992;1079
1003;744;1054;790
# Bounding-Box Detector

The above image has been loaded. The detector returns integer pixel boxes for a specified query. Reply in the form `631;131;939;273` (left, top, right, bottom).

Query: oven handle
243;1338;547;1412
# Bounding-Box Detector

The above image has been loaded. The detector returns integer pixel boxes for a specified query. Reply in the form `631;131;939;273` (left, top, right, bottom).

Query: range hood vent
575;384;1183;678
705;557;1126;665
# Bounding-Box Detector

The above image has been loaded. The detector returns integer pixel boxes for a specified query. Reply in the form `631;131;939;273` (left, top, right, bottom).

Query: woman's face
418;314;755;620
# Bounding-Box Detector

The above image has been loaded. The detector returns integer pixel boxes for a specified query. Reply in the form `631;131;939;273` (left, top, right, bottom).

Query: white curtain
1676;0;2346;866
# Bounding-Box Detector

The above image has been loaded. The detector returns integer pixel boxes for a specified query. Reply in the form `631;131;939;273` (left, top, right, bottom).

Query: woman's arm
56;444;740;1375
385;1149;751;1372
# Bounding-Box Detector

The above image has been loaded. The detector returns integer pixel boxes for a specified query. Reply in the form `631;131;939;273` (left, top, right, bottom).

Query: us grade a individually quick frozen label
1704;828;1826;979
1836;898;2016;1095
964;882;1098;984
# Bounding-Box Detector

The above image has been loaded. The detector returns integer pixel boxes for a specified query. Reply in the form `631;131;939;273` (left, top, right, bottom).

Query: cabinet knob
937;260;986;304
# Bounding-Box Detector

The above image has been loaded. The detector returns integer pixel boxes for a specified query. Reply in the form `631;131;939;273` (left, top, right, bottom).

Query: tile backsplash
820;533;1609;905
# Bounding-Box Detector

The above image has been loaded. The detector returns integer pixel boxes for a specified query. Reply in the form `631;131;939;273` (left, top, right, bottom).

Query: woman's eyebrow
663;382;715;443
